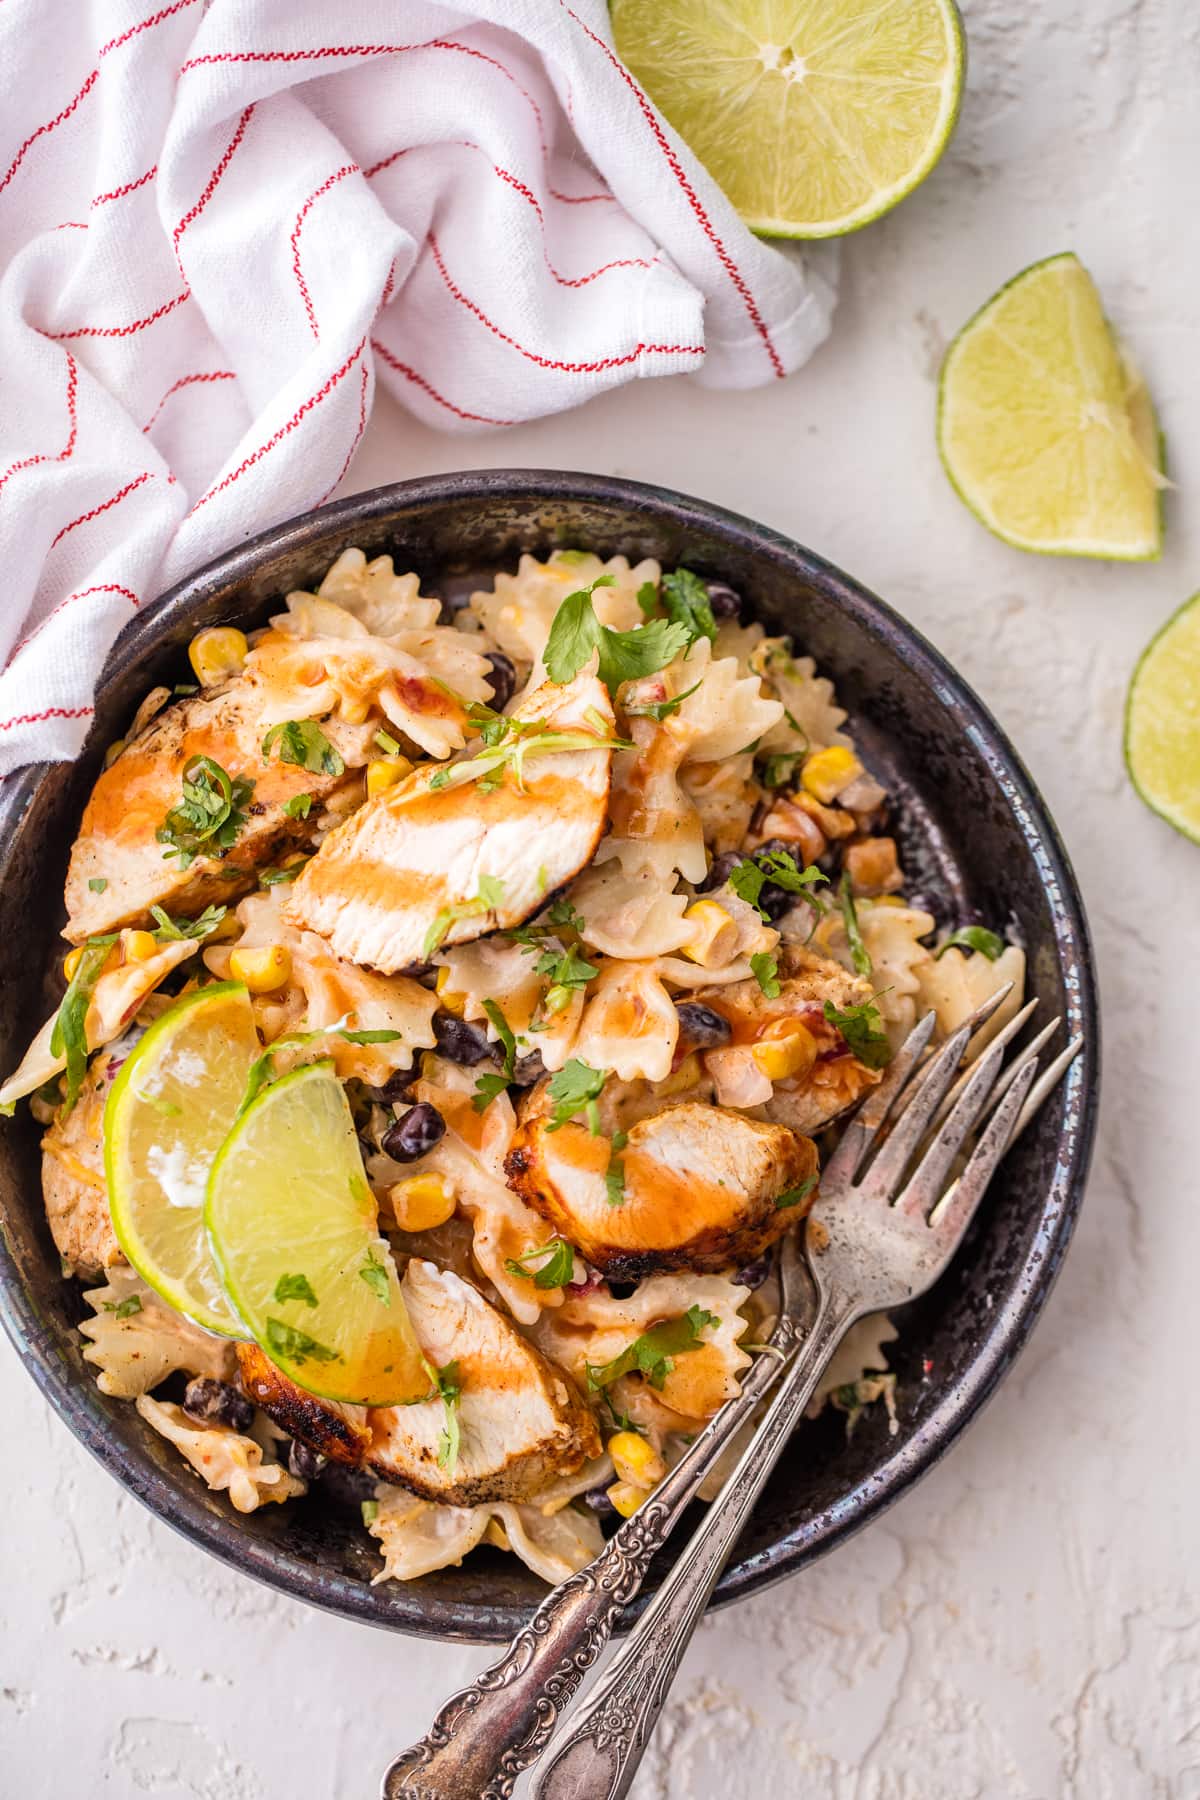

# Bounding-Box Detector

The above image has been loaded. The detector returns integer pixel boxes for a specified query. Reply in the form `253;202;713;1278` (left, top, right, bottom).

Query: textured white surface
3;2;1199;1793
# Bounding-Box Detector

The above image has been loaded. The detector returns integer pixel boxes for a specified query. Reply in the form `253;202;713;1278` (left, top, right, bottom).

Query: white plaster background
3;2;1199;1794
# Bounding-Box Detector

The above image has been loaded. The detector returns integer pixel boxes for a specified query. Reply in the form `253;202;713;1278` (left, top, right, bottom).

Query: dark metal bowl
0;471;1098;1642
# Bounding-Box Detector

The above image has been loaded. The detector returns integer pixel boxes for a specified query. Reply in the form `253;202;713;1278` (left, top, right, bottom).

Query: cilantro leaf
660;567;716;646
585;1306;719;1392
374;727;402;755
422;874;506;959
148;903;227;942
156;755;253;868
273;1272;318;1308
604;1130;628;1206
761;752;802;789
775;1172;817;1211
504;1238;576;1289
838;872;872;978
340;1028;404;1045
258;858;310;887
50;939;114;1113
102;1293;143;1319
935;926;1005;961
87;877;108;894
359;1247;391;1307
545;1059;607;1133
622;678;703;722
282;792;313;820
265;1318;339;1365
473;999;518;1112
728;851;828;921
543;579;690;697
823;998;892;1070
262;719;345;777
431;1360;462;1472
636;580;659;617
749;950;781;999
429;706;631;795
543;577;613;682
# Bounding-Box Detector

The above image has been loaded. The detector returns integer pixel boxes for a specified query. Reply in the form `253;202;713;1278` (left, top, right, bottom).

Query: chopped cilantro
728;850;828;921
282;792;313;820
374;727;403;755
660;567;716;646
543;578;691;697
775;1173;817;1210
473;999;517;1112
545;1059;607;1133
273;1272;318;1308
585;1306;719;1392
838;873;872;978
340;1028;403;1045
102;1293;143;1319
622;678;703;722
432;1360;462;1472
156;755;253;868
429;702;630;795
635;579;659;617
749;950;781;998
50;938;114;1113
823;997;892;1070
261;719;345;776
761;752;802;789
935;926;1005;961
359;1247;391;1307
258;859;309;887
422;874;506;959
265;1318;339;1365
604;1130;629;1206
361;1498;380;1525
148;903;227;942
504;1238;576;1289
87;877;108;894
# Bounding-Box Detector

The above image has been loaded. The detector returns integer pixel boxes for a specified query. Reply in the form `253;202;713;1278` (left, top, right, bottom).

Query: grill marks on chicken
64;680;354;942
285;673;615;973
238;1261;599;1505
507;1092;818;1282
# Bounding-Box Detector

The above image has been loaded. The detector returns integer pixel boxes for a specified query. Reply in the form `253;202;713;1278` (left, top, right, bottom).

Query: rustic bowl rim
0;469;1099;1641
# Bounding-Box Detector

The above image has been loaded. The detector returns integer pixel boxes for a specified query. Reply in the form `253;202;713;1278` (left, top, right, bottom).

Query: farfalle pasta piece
568;861;692;961
135;1396;306;1513
680;752;759;855
803;901;937;1047
750;640;850;756
600;721;706;886
80;1271;236;1398
570;958;679;1083
656;887;780;992
470;552;659;691
915;943;1026;1050
309;547;442;633
663;638;784;765
291;934;439;1085
435;937;547;1034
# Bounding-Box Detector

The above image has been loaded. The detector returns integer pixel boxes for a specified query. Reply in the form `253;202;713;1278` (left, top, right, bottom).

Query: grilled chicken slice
237;1260;600;1505
286;672;615;973
64;679;356;942
40;1044;127;1275
507;1094;818;1281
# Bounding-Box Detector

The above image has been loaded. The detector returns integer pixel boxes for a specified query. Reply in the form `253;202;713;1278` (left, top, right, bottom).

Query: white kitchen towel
0;0;835;775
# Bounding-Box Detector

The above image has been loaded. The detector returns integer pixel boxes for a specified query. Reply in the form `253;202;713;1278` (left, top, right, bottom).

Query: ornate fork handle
533;1277;860;1800
380;1330;799;1800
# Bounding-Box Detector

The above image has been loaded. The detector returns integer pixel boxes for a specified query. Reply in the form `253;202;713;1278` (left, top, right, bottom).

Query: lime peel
1125;591;1200;845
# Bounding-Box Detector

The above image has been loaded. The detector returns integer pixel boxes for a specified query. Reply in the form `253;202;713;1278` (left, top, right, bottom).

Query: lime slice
105;983;258;1336
205;1061;426;1405
610;0;965;238
938;253;1165;559
1125;593;1200;843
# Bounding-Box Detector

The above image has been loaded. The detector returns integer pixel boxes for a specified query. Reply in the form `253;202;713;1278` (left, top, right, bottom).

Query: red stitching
188;337;366;515
0;353;78;497
8;584;140;666
49;472;154;548
50;288;190;340
290;163;359;338
92;165;156;208
56;220;88;231
316;361;370;505
141;368;237;433
0;705;93;733
172;106;254;263
427;235;702;373
556;1;785;380
372;339;517;426
366;141;645;288
1;0;201;204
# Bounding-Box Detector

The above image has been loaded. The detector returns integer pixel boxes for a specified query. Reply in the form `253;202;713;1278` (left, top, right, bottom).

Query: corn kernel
340;695;371;726
62;946;85;981
121;929;159;963
608;1431;665;1489
607;1481;646;1520
435;967;466;1017
752;1023;817;1083
188;626;248;688
678;900;737;968
801;746;862;804
366;755;414;798
656;1052;701;1098
389;1173;456;1232
229;943;292;994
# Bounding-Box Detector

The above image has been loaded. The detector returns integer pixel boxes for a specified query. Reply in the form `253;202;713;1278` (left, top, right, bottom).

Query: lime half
105;983;258;1336
1125;593;1200;844
205;1061;426;1405
939;253;1165;559
611;0;965;238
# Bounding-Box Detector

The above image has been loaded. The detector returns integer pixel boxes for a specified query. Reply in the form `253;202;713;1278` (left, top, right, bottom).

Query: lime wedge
1125;593;1200;844
610;0;965;238
104;983;258;1337
205;1062;426;1405
938;253;1165;559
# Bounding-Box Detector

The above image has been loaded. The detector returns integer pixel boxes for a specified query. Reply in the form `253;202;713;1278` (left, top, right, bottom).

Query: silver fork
532;1000;1083;1800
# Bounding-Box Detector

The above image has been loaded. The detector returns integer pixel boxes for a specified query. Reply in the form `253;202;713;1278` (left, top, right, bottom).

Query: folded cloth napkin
0;0;835;775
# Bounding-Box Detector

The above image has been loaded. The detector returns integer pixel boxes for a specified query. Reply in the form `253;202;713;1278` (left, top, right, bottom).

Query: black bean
585;1485;618;1521
735;1256;771;1290
382;1101;446;1162
510;1050;547;1088
378;1070;416;1105
705;581;742;621
697;850;740;893
483;651;517;712
182;1377;255;1435
433;1014;497;1067
674;1002;732;1050
287;1439;327;1481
